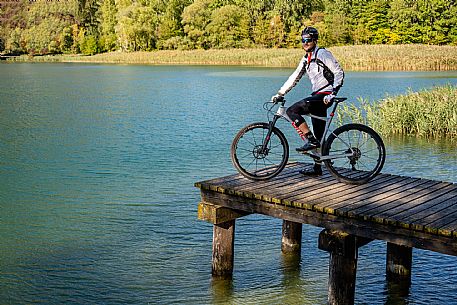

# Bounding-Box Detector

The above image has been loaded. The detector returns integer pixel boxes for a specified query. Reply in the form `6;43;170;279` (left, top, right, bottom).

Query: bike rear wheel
322;123;386;185
231;122;289;180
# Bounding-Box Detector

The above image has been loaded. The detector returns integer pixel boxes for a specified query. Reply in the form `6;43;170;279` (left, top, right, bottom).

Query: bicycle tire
231;122;289;180
322;123;386;185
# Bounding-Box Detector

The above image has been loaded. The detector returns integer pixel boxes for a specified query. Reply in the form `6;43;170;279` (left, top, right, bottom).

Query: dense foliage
1;0;456;55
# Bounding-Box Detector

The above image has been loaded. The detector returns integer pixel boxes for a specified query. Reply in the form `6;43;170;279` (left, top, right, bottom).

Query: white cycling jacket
278;46;344;96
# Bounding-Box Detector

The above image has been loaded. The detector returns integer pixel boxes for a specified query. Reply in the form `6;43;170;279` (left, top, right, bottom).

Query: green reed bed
8;44;457;71
338;85;457;139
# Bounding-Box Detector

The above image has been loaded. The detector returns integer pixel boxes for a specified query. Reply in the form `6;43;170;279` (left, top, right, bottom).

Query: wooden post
386;242;412;283
319;230;358;305
198;202;249;278
281;220;302;254
212;220;235;277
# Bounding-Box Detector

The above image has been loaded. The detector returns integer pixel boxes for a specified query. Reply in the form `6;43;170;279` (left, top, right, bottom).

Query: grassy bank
338;85;457;139
7;44;457;71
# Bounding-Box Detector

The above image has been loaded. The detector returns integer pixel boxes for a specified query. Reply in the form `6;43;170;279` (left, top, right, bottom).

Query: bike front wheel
231;122;289;180
322;123;386;185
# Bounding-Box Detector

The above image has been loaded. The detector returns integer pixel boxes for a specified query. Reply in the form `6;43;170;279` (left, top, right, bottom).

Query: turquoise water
0;63;456;304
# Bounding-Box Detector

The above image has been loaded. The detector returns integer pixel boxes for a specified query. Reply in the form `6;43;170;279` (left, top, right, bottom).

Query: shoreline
3;45;457;71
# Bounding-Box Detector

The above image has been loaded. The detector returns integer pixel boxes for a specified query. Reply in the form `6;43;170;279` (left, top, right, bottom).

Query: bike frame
263;99;354;162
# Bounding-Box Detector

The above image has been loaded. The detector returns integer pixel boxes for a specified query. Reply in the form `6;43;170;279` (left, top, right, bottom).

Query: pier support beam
212;220;235;277
319;230;372;305
386;242;412;283
197;202;249;277
281;220;302;254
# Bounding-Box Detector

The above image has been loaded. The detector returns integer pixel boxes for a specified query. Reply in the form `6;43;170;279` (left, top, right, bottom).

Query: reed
8;44;457;71
338;85;457;139
330;44;457;71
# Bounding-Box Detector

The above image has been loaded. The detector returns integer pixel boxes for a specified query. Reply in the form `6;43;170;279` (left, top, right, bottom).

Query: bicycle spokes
231;122;289;180
323;123;385;185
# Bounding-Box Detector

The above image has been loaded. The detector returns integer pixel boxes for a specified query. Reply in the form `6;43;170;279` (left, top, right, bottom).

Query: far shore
4;44;457;71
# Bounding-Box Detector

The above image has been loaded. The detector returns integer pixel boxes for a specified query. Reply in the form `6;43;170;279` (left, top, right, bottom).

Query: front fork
261;115;281;152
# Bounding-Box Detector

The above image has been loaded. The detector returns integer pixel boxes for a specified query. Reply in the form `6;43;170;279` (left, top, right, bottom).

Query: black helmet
301;27;319;40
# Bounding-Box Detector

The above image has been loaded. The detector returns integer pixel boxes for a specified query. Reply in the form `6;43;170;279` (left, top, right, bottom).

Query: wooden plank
344;179;436;219
288;174;396;214
198;201;250;224
322;176;412;215
223;162;304;194
338;177;424;217
426;210;457;237
309;175;403;214
275;170;391;210
195;162;303;193
249;175;328;204
426;205;457;229
238;165;316;197
265;174;337;209
396;189;457;231
200;162;302;198
395;186;457;222
225;169;308;202
368;181;452;224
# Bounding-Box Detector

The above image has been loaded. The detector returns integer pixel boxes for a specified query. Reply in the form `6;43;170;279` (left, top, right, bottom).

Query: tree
116;1;158;51
98;0;118;51
181;0;213;49
206;5;250;48
156;0;192;49
20;0;79;54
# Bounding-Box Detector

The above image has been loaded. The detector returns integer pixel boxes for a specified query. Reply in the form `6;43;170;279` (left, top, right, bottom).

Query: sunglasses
302;37;314;43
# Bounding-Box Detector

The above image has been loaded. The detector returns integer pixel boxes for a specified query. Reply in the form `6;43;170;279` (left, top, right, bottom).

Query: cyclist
271;26;344;176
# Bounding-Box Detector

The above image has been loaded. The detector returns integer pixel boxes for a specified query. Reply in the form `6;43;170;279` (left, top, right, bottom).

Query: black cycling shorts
286;94;332;140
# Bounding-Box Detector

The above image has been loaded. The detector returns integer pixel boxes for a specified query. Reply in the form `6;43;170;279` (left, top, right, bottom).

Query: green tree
268;15;286;47
20;0;78;54
60;26;74;53
77;0;99;36
416;0;457;44
181;0;213;49
156;0;192;49
274;0;323;31
98;0;118;51
116;1;158;51
5;28;23;54
79;33;99;54
206;5;250;48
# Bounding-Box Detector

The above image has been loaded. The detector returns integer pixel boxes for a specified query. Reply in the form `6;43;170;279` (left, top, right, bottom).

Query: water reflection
280;252;303;301
211;276;234;304
384;134;456;183
384;280;411;305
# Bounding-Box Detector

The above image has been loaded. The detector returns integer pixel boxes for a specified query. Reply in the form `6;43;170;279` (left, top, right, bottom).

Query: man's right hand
271;94;284;103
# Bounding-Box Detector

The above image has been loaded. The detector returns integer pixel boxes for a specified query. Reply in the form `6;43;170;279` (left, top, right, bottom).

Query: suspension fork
261;115;281;152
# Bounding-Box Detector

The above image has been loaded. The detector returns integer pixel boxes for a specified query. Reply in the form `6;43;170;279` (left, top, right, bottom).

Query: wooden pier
195;162;457;305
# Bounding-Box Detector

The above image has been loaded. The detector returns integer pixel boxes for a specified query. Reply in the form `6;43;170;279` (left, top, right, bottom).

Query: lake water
0;63;456;305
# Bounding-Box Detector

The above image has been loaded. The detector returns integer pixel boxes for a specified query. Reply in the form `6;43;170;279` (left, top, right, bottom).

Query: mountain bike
230;97;386;185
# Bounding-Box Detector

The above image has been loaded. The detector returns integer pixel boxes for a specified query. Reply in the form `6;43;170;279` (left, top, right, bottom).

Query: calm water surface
0;63;456;305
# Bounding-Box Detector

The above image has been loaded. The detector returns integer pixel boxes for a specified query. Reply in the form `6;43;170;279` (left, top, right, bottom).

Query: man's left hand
323;94;335;104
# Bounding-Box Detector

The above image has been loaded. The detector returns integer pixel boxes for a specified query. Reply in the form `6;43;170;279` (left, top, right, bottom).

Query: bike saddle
333;97;347;103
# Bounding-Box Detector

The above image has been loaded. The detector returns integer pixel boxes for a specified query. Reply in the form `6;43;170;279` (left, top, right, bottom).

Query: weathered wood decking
196;162;457;257
196;162;457;304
